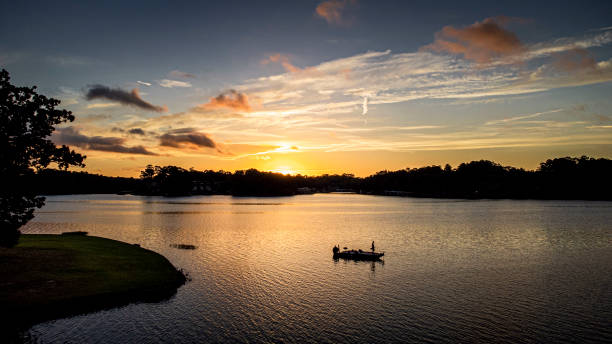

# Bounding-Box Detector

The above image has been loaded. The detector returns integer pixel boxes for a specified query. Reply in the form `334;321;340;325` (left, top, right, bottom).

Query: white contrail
362;96;368;115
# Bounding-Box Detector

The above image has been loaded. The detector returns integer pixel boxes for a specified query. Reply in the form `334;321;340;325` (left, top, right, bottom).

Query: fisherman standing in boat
371;241;375;252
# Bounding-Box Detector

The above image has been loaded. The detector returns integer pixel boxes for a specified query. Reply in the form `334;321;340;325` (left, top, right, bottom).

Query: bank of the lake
0;234;186;330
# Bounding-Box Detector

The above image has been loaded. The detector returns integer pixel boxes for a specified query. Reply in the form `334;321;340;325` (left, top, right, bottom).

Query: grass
0;234;186;329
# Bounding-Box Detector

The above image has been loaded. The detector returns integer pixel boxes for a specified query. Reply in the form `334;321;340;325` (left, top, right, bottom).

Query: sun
270;166;297;175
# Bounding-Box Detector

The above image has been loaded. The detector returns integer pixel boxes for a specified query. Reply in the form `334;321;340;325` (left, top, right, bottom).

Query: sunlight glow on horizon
269;166;298;175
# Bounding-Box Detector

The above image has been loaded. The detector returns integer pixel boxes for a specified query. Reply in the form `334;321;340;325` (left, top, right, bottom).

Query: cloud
169;70;196;78
166;127;199;134
361;96;368;115
54;127;157;155
137;81;152;86
86;103;118;109
552;48;598;72
159;131;217;149
55;86;80;106
158;79;192;88
80;114;112;123
262;54;301;73
232;29;612;120
485;109;564;125
315;0;356;26
118;27;612;159
85;85;166;112
199;90;252;112
522;29;612;62
422;16;524;64
111;127;149;135
128;128;146;135
525;55;612;90
186;109;245;118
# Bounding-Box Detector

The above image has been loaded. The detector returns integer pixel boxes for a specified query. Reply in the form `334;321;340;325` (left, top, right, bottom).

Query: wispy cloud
79;114;112;123
85;85;167;112
485;109;564;125
55;86;80;106
86;103;119;109
521;30;612;61
169;70;196;79
233;29;612;119
158;79;192;88
105;25;612;161
361;96;368;115
137;81;152;87
262;54;301;73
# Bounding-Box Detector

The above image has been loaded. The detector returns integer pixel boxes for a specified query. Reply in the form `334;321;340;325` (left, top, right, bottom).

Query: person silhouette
371;241;375;252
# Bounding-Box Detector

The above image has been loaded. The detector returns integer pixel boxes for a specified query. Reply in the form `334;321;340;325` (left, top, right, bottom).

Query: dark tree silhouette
20;155;612;200
0;69;84;247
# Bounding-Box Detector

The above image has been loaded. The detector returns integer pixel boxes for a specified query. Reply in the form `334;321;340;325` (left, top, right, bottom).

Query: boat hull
333;250;384;261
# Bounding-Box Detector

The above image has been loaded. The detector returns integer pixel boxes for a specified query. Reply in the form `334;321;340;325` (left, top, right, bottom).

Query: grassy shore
0;234;186;330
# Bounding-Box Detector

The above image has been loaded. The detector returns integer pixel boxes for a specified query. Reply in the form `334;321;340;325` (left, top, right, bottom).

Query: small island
0;234;186;331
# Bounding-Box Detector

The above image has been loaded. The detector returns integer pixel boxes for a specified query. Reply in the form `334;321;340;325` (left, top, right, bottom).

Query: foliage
23;157;612;201
0;69;84;247
133;156;611;200
28;169;136;194
361;157;611;199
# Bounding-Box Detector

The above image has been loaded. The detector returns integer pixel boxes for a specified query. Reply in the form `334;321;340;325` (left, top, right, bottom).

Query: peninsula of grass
0;234;186;329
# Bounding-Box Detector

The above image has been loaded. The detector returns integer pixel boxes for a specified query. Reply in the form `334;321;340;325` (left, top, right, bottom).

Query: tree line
27;156;612;200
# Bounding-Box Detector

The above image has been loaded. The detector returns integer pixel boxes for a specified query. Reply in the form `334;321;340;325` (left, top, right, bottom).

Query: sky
1;0;611;177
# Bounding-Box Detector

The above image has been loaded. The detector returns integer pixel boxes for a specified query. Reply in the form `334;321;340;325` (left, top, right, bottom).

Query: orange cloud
315;0;356;26
553;48;598;72
422;17;524;64
261;54;322;76
262;54;301;73
200;90;252;112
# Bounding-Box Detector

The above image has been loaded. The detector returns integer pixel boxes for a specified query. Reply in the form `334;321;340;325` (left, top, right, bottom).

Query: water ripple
21;194;612;343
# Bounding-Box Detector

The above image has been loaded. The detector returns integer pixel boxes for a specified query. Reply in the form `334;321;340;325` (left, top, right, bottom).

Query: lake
21;194;612;343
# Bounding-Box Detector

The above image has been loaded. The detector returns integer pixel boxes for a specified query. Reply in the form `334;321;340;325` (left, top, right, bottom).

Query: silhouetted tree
0;69;84;247
537;156;612;199
28;155;611;200
140;164;155;179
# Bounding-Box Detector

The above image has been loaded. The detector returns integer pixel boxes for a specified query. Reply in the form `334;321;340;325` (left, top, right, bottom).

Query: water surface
22;194;612;343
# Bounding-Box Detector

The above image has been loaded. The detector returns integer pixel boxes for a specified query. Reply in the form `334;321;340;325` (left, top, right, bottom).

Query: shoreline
0;234;186;333
39;191;612;202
